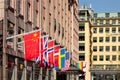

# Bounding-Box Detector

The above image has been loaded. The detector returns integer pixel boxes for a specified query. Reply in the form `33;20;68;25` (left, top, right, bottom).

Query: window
58;23;60;35
118;27;120;32
62;27;64;38
119;55;120;61
105;28;109;33
112;20;116;24
106;46;110;51
106;55;110;61
94;13;97;18
119;46;120;51
18;27;24;34
106;20;109;24
94;20;97;25
105;13;109;18
100;20;103;25
112;55;116;61
79;53;85;61
79;43;85;51
93;37;97;42
99;46;104;51
119;37;120;42
7;21;14;37
79;23;85;31
93;28;97;33
79;33;85;41
27;2;32;21
99;55;104;61
99;28;103;33
93;46;97;52
112;46;116;51
54;19;56;32
106;37;110;42
93;55;97;61
99;37;103;42
112;28;116;33
118;13;120;17
112;37;116;42
118;20;120;24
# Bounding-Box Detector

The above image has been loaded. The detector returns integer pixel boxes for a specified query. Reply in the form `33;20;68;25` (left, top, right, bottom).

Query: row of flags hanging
23;30;70;71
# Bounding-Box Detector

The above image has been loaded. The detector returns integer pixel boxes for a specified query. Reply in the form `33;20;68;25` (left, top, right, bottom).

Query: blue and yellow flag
59;48;66;69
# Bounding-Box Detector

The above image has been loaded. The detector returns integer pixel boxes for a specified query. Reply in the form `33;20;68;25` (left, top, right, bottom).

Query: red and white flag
24;30;40;60
47;39;55;67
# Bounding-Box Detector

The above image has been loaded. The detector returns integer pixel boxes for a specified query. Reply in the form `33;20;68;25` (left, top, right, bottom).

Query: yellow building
79;6;120;80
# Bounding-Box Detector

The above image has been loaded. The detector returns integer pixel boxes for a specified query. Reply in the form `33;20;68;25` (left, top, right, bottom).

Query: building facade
79;6;120;80
0;0;79;80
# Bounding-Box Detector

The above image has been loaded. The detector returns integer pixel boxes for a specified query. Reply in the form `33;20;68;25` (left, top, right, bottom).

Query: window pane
93;55;97;61
118;37;120;42
94;13;97;18
93;37;97;42
79;53;85;61
99;55;104;61
99;28;103;33
112;55;116;61
105;28;109;33
79;43;85;51
93;28;97;33
112;28;116;33
106;37;110;42
106;13;109;18
119;55;120;61
99;37;103;42
118;46;120;51
99;46;104;51
79;23;85;31
93;46;97;52
100;20;103;25
106;55;110;61
106;46;110;51
106;20;109;24
112;20;116;24
79;33;85;41
112;46;116;51
118;27;120;32
112;37;116;42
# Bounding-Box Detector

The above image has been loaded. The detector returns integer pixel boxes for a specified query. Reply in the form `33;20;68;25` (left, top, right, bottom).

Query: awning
57;66;83;74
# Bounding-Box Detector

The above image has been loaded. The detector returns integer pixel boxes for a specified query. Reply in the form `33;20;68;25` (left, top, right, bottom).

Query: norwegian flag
47;39;55;68
61;51;70;71
37;35;48;67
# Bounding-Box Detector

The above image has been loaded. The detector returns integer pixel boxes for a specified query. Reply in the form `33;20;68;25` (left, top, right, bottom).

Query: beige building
79;6;120;80
0;0;79;80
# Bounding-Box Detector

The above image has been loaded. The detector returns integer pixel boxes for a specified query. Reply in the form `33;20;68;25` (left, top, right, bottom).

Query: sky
79;0;120;12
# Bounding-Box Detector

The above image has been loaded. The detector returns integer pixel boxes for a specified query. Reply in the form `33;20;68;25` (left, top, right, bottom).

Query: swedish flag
59;48;66;69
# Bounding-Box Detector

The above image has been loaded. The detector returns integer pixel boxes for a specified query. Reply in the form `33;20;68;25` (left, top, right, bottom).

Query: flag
47;40;54;67
39;35;48;67
61;51;70;71
77;61;83;70
24;30;40;60
59;48;66;69
53;45;60;70
77;61;86;72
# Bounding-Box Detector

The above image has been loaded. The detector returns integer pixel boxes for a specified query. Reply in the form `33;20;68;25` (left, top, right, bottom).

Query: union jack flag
36;35;48;67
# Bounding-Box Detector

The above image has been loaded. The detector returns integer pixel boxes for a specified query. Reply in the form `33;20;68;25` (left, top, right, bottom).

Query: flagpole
6;29;41;40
